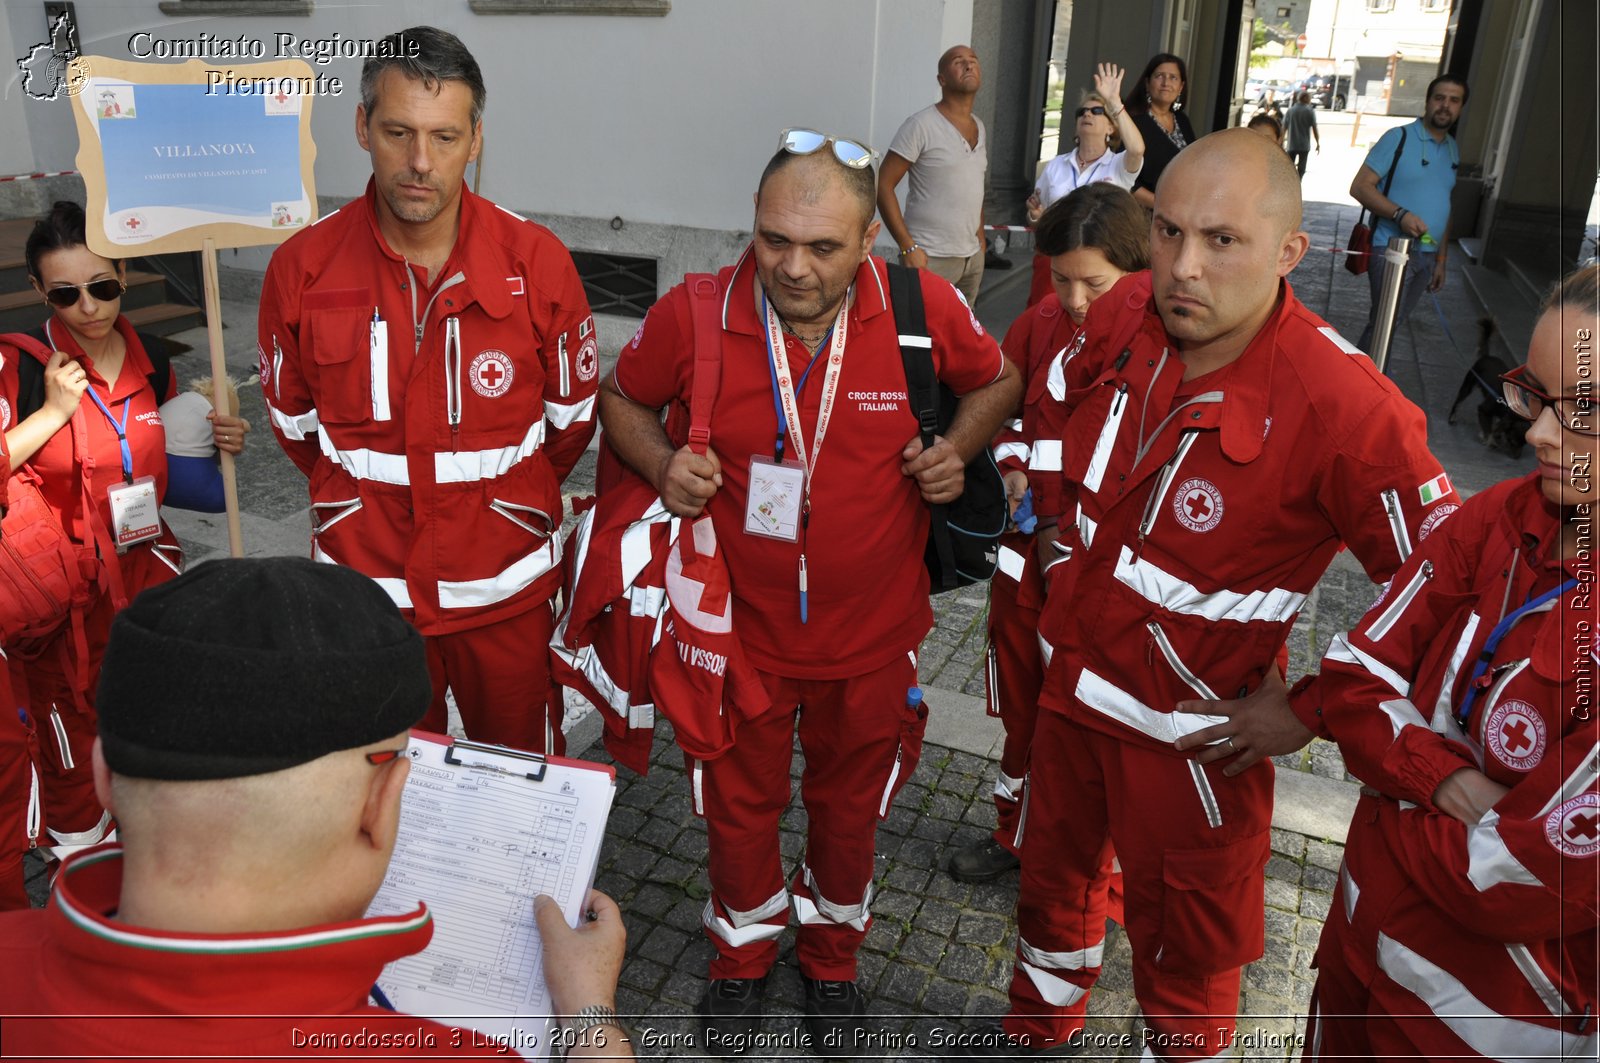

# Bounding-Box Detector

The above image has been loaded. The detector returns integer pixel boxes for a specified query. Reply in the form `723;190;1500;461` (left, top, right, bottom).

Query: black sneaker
697;976;766;1056
950;1019;1086;1058
947;836;1021;882
802;978;868;1058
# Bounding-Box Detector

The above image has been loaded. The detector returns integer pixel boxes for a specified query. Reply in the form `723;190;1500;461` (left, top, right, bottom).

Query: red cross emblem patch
577;336;599;382
119;213;146;235
469;349;514;399
1171;477;1224;533
1418;502;1459;541
1546;792;1600;858
1485;699;1546;772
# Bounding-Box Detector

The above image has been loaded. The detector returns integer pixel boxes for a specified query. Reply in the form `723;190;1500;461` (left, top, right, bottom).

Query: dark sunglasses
1075;106;1108;118
43;278;125;309
778;128;878;170
1500;364;1598;436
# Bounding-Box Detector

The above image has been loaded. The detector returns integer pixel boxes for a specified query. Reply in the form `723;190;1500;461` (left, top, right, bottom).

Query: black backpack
886;263;1008;592
14;327;172;422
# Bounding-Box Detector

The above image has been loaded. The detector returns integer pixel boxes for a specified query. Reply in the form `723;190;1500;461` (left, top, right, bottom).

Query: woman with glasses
1300;264;1597;1060
1;200;249;860
1124;52;1199;210
1023;63;1145;305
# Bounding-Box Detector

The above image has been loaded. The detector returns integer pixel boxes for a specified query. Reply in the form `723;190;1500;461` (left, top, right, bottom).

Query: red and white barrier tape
984;223;1034;233
0;170;78;183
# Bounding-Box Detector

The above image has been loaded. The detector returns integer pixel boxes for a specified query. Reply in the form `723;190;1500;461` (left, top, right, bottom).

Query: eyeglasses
778;128;878;170
43;278;125;309
1500;364;1598;435
365;747;412;766
1075;106;1107;118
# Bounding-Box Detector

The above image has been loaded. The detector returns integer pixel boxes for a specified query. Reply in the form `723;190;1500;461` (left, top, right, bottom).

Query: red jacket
259;184;597;635
0;846;501;1059
1317;474;1598;1056
1035;273;1458;752
991;296;1080;610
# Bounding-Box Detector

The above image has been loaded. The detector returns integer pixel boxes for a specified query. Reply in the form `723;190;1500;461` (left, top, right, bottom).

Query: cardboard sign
70;57;318;256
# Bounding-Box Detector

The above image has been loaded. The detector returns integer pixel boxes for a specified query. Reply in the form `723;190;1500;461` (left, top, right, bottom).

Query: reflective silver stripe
489;500;553;536
545;393;597;431
618;503;675;587
993;441;1030;465
1325;632;1411;697
1466;809;1542;891
702;889;789;948
48;709;72;770
994;771;1024;804
1381;488;1413;564
1366;560;1433;642
1016;954;1089;1007
48;809;113;850
151;543;183;576
898;333;932;349
1430;613;1482;731
1076;506;1096;548
878;747;904;818
1188;759;1222;829
1037;632;1053;667
1138;1046;1233;1063
1014;774;1030;848
1147;621;1217;700
268;402;320;440
691;760;705;816
1075;667;1226;746
371;315;391;421
1019;935;1104;972
271;337;284;401
996;544;1027;581
26;764;41;843
436;538;562;609
1377;697;1429;740
1029;438;1063;472
311;498;362;536
1538;744;1600;818
1003;417;1024;433
795;866;872;929
1309;997;1323;1062
629;583;667;618
1508;942;1570;1017
318;430;408;485
1340;863;1359;922
985;640;998;711
312;544;411;609
1137;431;1199;540
435;420;547;484
1377;933;1596;1060
1477;659;1531;742
1115;547;1307;625
1081;385;1128;494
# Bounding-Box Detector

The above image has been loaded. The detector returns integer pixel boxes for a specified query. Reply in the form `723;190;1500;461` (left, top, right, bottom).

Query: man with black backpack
598;131;1018;1056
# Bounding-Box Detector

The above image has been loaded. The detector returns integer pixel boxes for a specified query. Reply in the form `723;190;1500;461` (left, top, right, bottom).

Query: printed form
367;731;616;1058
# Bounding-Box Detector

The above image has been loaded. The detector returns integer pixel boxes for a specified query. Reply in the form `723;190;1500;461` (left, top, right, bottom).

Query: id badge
107;476;161;553
744;456;805;542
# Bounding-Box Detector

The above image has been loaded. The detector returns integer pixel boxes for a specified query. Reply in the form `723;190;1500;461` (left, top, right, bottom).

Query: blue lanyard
1455;577;1578;728
761;293;830;463
85;388;135;484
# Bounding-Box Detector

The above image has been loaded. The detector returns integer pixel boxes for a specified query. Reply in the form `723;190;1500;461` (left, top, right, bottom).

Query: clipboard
365;730;617;1057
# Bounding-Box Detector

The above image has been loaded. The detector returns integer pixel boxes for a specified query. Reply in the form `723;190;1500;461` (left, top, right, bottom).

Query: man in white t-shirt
877;45;988;304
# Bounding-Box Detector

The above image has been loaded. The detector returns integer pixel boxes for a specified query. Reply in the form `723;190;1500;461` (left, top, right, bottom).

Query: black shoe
698;977;766;1056
802;978;867;1058
950;1019;1085;1058
947;836;1021;882
985;250;1014;270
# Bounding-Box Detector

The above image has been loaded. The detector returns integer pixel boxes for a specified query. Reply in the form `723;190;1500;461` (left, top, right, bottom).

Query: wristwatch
567;1003;625;1038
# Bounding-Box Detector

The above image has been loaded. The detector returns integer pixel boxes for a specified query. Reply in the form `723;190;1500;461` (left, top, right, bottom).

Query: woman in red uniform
1;201;249;858
1304;265;1598;1060
947;184;1149;889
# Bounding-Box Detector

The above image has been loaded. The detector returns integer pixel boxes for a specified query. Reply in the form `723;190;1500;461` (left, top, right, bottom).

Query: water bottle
1013;488;1038;534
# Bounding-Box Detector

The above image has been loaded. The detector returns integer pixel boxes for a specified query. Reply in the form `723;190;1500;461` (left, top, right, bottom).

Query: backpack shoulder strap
683;273;723;457
887;263;937;448
3;331;53;424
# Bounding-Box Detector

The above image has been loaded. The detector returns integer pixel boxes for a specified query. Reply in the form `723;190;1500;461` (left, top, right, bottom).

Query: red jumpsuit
260;184;597;754
1;319;181;853
613;251;1006;980
0;416;45;910
0;846;502;1059
1304;474;1597;1062
1010;274;1459;1058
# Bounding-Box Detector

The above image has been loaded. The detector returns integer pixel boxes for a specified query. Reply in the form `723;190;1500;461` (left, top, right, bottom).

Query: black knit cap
98;557;431;780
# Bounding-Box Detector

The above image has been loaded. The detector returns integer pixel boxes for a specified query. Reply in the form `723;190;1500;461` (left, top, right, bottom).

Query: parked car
1306;74;1351;110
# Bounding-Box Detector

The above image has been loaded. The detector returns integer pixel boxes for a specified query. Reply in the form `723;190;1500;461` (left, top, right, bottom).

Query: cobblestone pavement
17;192;1523;1060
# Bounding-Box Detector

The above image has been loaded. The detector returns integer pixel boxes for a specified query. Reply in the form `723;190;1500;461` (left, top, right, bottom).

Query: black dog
1448;318;1526;459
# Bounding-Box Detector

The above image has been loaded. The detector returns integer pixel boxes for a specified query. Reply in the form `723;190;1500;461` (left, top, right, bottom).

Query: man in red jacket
982;130;1461;1060
0;557;631;1060
260;27;595;754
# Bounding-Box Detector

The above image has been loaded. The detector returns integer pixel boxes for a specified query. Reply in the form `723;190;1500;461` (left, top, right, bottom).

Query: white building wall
3;0;973;246
1302;0;1449;63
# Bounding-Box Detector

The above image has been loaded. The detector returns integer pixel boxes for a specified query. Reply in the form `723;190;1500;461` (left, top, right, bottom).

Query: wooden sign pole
201;237;244;558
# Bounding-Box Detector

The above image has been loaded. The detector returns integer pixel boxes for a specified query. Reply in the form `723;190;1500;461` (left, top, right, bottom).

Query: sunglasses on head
1075;106;1108;118
778;128;878;170
43;278;125;309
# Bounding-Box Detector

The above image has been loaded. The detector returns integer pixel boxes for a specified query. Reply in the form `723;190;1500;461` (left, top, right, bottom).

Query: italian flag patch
1418;473;1452;505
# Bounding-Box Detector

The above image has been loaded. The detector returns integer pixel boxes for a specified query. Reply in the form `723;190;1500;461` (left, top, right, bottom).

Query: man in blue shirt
1350;75;1468;352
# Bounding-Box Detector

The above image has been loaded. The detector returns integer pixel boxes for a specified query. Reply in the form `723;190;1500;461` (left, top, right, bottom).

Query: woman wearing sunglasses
1297;264;1597;1059
1024;63;1145;305
1;200;249;859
